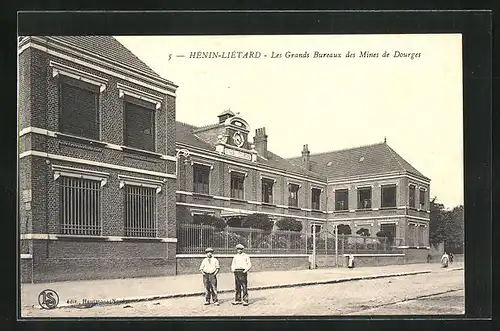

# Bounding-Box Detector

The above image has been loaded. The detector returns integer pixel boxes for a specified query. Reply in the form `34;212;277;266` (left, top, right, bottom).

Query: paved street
22;267;464;317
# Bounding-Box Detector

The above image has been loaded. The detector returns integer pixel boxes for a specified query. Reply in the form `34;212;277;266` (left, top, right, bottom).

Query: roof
48;36;163;79
176;121;325;180
287;142;428;180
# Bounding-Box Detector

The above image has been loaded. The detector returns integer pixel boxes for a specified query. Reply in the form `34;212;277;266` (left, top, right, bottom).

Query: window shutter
60;82;99;140
125;101;155;151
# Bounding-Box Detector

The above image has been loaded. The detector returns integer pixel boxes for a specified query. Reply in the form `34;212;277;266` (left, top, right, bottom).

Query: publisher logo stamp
38;289;59;309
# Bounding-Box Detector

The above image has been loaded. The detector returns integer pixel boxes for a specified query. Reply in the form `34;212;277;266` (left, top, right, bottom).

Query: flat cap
205;247;214;252
235;244;244;249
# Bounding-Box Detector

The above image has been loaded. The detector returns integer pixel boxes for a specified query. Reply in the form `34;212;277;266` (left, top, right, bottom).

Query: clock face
233;132;244;147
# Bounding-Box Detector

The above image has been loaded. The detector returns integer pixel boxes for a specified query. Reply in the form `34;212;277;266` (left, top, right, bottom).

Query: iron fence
177;224;404;255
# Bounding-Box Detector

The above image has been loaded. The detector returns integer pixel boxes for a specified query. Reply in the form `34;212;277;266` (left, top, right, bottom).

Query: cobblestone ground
22;269;464;317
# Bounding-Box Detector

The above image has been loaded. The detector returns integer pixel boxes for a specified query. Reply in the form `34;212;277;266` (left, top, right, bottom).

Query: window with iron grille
409;185;416;208
59;177;102;235
230;172;245;200
311;188;321;210
124;98;155;152
381;184;397;208
335;189;349;211
124;185;157;237
357;187;372;209
193;164;210;194
261;178;274;203
59;78;100;140
288;183;299;207
419;189;426;210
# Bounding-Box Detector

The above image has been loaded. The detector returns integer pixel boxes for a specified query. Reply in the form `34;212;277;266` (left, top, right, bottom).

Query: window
230;172;245;200
380;223;396;240
357;187;372;209
408;224;418;246
59;177;101;235
193;164;210;194
125;185;157;237
381;184;397;208
59;78;100;140
311;188;321;210
409;185;416;208
261;178;274;203
124;99;155;152
288;183;299;207
418;225;425;246
419;189;426;209
335;189;349;211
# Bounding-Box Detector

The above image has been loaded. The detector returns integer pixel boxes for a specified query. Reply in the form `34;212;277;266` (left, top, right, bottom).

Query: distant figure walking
449;252;454;264
199;247;220;306
231;244;252;306
441;252;450;268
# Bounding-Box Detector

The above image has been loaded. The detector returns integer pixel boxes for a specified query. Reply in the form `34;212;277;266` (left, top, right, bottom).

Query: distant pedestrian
449;253;454;263
440;252;449;268
199;247;220;306
231;244;252;306
427;253;432;263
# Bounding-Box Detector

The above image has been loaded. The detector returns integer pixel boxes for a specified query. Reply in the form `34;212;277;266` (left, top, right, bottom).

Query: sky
116;34;463;208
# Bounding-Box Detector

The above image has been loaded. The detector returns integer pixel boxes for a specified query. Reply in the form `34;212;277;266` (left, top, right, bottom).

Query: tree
356;228;370;236
429;197;464;253
226;216;246;228
276;217;303;232
244;213;274;231
337;224;352;235
192;214;225;229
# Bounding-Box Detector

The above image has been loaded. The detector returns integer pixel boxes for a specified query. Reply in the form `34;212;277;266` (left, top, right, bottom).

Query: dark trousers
234;271;248;302
203;273;218;302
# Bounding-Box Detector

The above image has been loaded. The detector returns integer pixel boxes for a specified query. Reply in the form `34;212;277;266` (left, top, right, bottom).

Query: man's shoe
214;302;220;306
243;302;249;306
232;301;242;305
204;302;210;305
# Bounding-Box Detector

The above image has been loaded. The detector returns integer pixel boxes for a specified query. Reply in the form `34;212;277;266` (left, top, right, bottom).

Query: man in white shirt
231;244;252;306
199;247;220;305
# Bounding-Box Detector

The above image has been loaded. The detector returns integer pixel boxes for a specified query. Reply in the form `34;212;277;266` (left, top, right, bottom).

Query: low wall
176;254;310;275
25;239;177;283
402;247;430;264
315;254;406;268
21;256;33;283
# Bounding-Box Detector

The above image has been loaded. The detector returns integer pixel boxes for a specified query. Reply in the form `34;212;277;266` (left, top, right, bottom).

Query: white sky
116;34;463;208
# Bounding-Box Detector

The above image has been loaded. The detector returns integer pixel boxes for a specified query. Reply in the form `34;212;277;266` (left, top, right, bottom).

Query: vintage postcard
18;32;465;318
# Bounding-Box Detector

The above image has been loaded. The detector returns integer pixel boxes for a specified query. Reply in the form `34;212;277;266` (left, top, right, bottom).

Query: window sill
122;146;162;159
121;236;162;242
288;206;301;211
261;202;276;208
355;208;373;212
192;193;213;199
230;198;247;204
380;207;398;210
333;209;349;213
311;209;323;214
56;234;108;241
55;132;107;148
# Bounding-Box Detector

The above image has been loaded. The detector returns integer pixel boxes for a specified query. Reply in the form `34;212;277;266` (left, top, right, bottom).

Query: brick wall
176;255;310;275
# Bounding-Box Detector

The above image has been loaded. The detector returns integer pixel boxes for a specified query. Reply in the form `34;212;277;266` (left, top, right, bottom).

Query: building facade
19;36;430;282
19;36;179;282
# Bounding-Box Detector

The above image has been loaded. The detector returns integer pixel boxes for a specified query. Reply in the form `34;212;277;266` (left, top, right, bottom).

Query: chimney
302;144;311;171
254;127;268;158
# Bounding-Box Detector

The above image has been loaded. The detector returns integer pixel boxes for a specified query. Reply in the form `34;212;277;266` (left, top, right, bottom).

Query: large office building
19;36;430;282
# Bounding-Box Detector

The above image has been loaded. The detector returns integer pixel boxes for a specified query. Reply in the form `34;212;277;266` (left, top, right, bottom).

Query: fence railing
177;224;404;255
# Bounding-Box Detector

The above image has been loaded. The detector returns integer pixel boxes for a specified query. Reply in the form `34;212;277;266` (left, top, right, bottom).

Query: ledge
55;132;107;148
121;146;163;159
56;234;108;242
288;206;302;211
333;209;350;213
192;193;213;199
229;198;248;204
380;207;398;210
121;237;163;243
355;208;373;212
261;202;277;208
310;209;323;214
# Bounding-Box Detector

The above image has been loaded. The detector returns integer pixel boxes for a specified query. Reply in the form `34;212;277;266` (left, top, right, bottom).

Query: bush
192;214;225;229
276;217;302;232
337;224;352;235
243;213;273;231
226;216;246;228
356;228;370;236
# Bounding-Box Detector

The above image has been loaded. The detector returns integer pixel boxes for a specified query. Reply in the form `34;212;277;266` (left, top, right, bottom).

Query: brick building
19;36;430;282
18;36;178;282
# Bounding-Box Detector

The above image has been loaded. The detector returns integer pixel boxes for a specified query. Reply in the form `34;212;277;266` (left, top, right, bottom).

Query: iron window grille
124;185;157;237
59;177;102;235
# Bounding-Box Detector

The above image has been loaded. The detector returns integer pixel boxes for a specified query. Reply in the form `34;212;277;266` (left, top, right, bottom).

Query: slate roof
176;121;325;180
48;36;164;80
287;142;428;180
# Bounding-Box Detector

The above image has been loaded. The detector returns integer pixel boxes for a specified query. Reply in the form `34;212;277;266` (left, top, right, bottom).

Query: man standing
231;244;252;306
199;247;220;306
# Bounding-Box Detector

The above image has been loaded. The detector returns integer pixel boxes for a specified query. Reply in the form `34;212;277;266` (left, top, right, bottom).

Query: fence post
335;225;338;267
312;225;316;269
225;227;229;251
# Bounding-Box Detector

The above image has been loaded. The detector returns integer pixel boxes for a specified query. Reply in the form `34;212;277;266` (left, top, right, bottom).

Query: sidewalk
21;262;464;309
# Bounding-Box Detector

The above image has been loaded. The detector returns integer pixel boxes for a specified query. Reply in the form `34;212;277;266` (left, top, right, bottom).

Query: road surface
22;267;464;317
